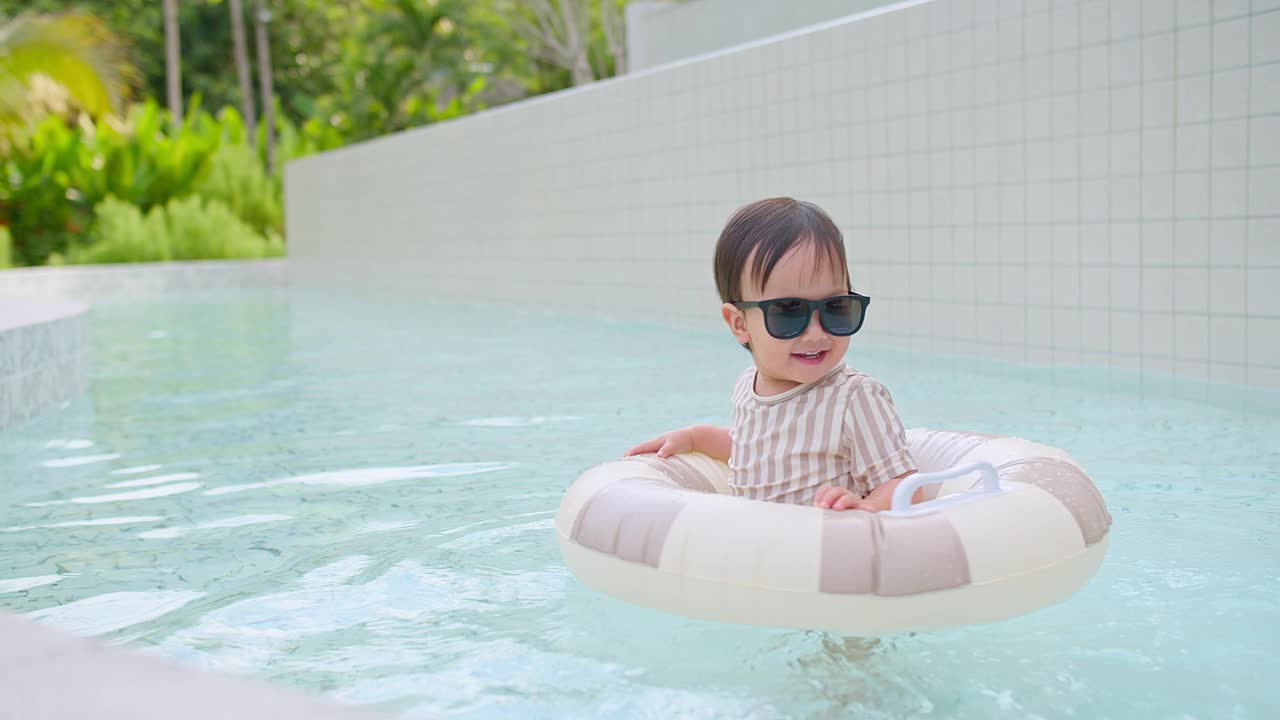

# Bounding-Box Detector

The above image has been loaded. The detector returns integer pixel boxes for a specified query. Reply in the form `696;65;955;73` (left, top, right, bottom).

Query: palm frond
0;12;133;125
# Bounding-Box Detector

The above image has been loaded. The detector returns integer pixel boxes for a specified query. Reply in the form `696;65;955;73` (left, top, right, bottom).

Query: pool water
1;288;1277;719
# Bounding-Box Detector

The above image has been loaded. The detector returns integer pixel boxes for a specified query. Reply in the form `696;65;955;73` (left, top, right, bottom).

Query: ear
721;303;752;346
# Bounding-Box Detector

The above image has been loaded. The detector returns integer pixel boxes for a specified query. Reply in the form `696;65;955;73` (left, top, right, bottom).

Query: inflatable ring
556;428;1111;635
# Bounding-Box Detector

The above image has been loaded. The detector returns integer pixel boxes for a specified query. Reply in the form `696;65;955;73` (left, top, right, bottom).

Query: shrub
196;142;283;236
67;194;283;265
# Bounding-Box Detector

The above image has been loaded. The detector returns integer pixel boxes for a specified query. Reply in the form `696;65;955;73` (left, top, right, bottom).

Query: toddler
626;197;918;511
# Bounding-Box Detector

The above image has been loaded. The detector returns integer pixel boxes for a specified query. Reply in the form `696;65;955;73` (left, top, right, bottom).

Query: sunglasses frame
733;292;871;340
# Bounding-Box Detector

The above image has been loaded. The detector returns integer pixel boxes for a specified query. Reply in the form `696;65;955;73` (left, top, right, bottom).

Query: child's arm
624;424;732;462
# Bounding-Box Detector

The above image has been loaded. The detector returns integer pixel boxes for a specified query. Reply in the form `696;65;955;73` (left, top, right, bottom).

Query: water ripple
105;472;201;489
24;482;203;507
0;575;70;593
462;415;582;427
26;589;206;636
202;462;517;496
41;453;121;468
3;516;165;533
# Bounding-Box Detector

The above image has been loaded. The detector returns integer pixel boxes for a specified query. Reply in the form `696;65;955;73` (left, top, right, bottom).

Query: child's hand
814;485;865;511
625;427;694;458
814;481;885;509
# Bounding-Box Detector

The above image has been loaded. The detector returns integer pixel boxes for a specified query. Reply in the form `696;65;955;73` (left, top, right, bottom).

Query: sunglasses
733;292;870;340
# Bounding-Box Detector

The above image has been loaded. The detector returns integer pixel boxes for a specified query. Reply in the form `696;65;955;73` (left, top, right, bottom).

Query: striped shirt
728;364;917;506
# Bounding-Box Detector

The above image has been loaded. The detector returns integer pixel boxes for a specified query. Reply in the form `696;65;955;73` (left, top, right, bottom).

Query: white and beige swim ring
556;428;1111;635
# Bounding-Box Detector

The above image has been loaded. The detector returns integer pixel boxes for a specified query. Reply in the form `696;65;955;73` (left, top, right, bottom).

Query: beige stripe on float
818;511;876;594
570;479;689;567
874;511;971;596
819;510;971;596
997;457;1112;544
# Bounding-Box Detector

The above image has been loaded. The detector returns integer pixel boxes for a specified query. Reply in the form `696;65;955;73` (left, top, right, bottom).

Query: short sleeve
843;379;917;493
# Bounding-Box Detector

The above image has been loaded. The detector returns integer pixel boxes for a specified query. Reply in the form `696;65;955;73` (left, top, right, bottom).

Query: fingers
813;485;840;509
814;485;862;511
624;438;662;457
832;493;860;511
656;440;675;458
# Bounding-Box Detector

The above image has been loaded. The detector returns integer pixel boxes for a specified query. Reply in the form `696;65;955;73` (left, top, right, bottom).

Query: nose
799;308;827;340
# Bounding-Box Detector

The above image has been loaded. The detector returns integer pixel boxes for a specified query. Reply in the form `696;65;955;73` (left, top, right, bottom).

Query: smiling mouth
792;350;828;363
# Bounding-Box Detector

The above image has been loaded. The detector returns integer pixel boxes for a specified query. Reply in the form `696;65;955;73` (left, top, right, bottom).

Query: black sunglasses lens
764;299;810;338
820;296;862;335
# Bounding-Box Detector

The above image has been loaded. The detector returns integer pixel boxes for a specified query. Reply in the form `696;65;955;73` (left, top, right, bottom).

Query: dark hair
713;197;850;303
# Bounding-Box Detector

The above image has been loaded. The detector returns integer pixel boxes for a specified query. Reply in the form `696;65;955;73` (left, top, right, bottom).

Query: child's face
721;241;851;393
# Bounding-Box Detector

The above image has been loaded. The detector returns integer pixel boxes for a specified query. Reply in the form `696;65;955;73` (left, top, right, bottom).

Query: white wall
627;0;898;72
286;0;1280;389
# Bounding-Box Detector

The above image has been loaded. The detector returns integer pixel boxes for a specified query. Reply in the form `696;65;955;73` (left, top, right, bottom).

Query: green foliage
0;98;317;266
196;141;282;236
0;225;11;268
68;194;282;264
0;99;224;265
70;195;170;263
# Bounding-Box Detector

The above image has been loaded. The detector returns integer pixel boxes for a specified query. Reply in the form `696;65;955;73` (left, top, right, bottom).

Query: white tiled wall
286;0;1280;389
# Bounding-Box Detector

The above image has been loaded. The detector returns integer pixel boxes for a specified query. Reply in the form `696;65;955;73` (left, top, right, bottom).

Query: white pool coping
0;613;384;719
0;298;89;431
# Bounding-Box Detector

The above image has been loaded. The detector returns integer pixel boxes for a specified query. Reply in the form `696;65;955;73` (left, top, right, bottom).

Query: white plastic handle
890;462;1002;512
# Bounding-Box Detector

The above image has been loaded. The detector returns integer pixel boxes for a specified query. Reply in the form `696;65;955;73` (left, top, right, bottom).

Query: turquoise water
1;287;1277;719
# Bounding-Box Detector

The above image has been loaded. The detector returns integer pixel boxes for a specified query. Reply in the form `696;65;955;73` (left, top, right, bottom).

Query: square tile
1253;9;1280;64
1173;267;1211;312
1213;18;1251;70
1175;24;1212;75
1143;81;1177;127
1174;313;1210;359
1247;218;1280;266
1251;62;1280;115
1175;74;1212;124
1142;267;1175;310
1112;0;1143;39
1251;115;1280;167
1142;312;1176;356
1247;268;1280;318
1209;267;1247;313
1111;130;1142;173
1248;317;1280;368
1212;118;1249;169
1250;167;1280;215
1211;170;1248;216
1110;88;1142;132
1143;0;1176;33
1176;123;1212;170
1210;219;1248;265
1214;0;1250;19
1176;0;1213;26
1141;173;1175;218
1210;316;1248;362
1174;219;1211;264
1111;308;1141;353
1211;68;1250;119
1143;129;1176;172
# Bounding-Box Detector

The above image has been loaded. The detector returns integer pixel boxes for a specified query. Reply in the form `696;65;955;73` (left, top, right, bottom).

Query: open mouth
791;350;827;364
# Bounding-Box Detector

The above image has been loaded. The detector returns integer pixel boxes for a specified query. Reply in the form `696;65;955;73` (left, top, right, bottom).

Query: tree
228;0;256;142
0;12;132;128
163;0;182;124
496;0;628;86
253;0;275;167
